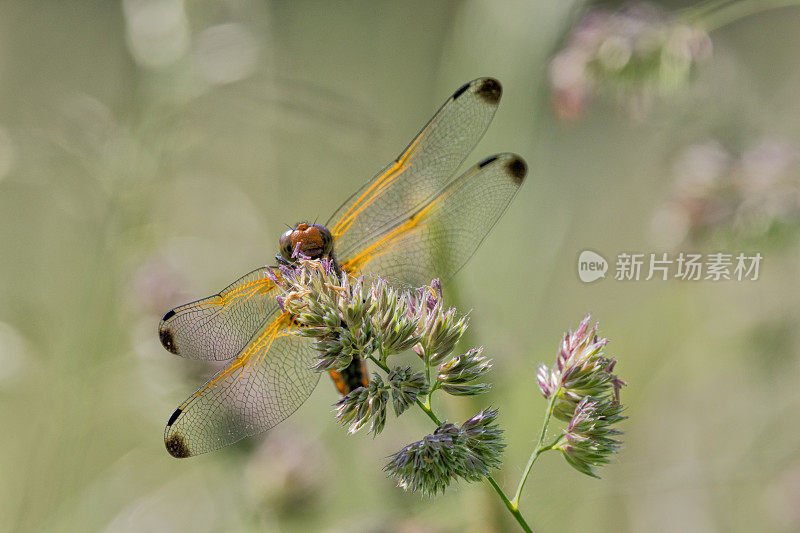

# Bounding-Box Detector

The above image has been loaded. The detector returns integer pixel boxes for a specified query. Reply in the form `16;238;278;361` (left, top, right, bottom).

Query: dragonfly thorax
279;222;334;261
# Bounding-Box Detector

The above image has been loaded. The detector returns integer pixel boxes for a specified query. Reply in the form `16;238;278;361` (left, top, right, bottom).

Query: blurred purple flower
549;2;711;120
653;137;800;245
244;426;326;513
131;257;189;315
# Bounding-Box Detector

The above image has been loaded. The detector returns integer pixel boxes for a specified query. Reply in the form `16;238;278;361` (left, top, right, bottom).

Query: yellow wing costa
340;153;527;287
329;77;503;262
158;266;278;361
164;311;319;457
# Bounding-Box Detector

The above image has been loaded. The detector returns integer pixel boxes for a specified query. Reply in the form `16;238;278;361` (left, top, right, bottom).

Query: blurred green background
2;1;800;531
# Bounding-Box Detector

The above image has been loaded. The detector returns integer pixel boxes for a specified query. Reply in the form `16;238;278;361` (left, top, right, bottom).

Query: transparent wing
158;266;278;361
340;154;527;287
164;313;320;457
328;77;503;260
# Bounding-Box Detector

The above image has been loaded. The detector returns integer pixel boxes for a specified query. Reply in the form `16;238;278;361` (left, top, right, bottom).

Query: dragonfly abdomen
329;355;369;395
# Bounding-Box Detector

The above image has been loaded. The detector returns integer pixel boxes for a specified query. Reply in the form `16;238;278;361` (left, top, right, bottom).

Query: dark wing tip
452;78;502;105
159;325;179;355
158;309;179;353
476;78;502;105
505;155;528;184
165;432;191;458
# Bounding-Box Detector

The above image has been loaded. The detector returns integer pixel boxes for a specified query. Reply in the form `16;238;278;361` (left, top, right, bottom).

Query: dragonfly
158;77;527;458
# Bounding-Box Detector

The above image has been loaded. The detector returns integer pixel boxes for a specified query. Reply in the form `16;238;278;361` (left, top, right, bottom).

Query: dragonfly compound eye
279;229;294;260
312;224;334;257
278;223;330;260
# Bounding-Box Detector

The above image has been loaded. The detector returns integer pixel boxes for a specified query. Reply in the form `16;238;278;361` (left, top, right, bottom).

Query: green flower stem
511;391;559;508
691;0;800;31
487;476;533;533
424;350;436;414
366;354;533;532
368;354;392;374
415;397;442;425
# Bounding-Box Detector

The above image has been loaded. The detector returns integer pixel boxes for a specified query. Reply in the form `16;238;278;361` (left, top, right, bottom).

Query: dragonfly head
278;222;334;262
